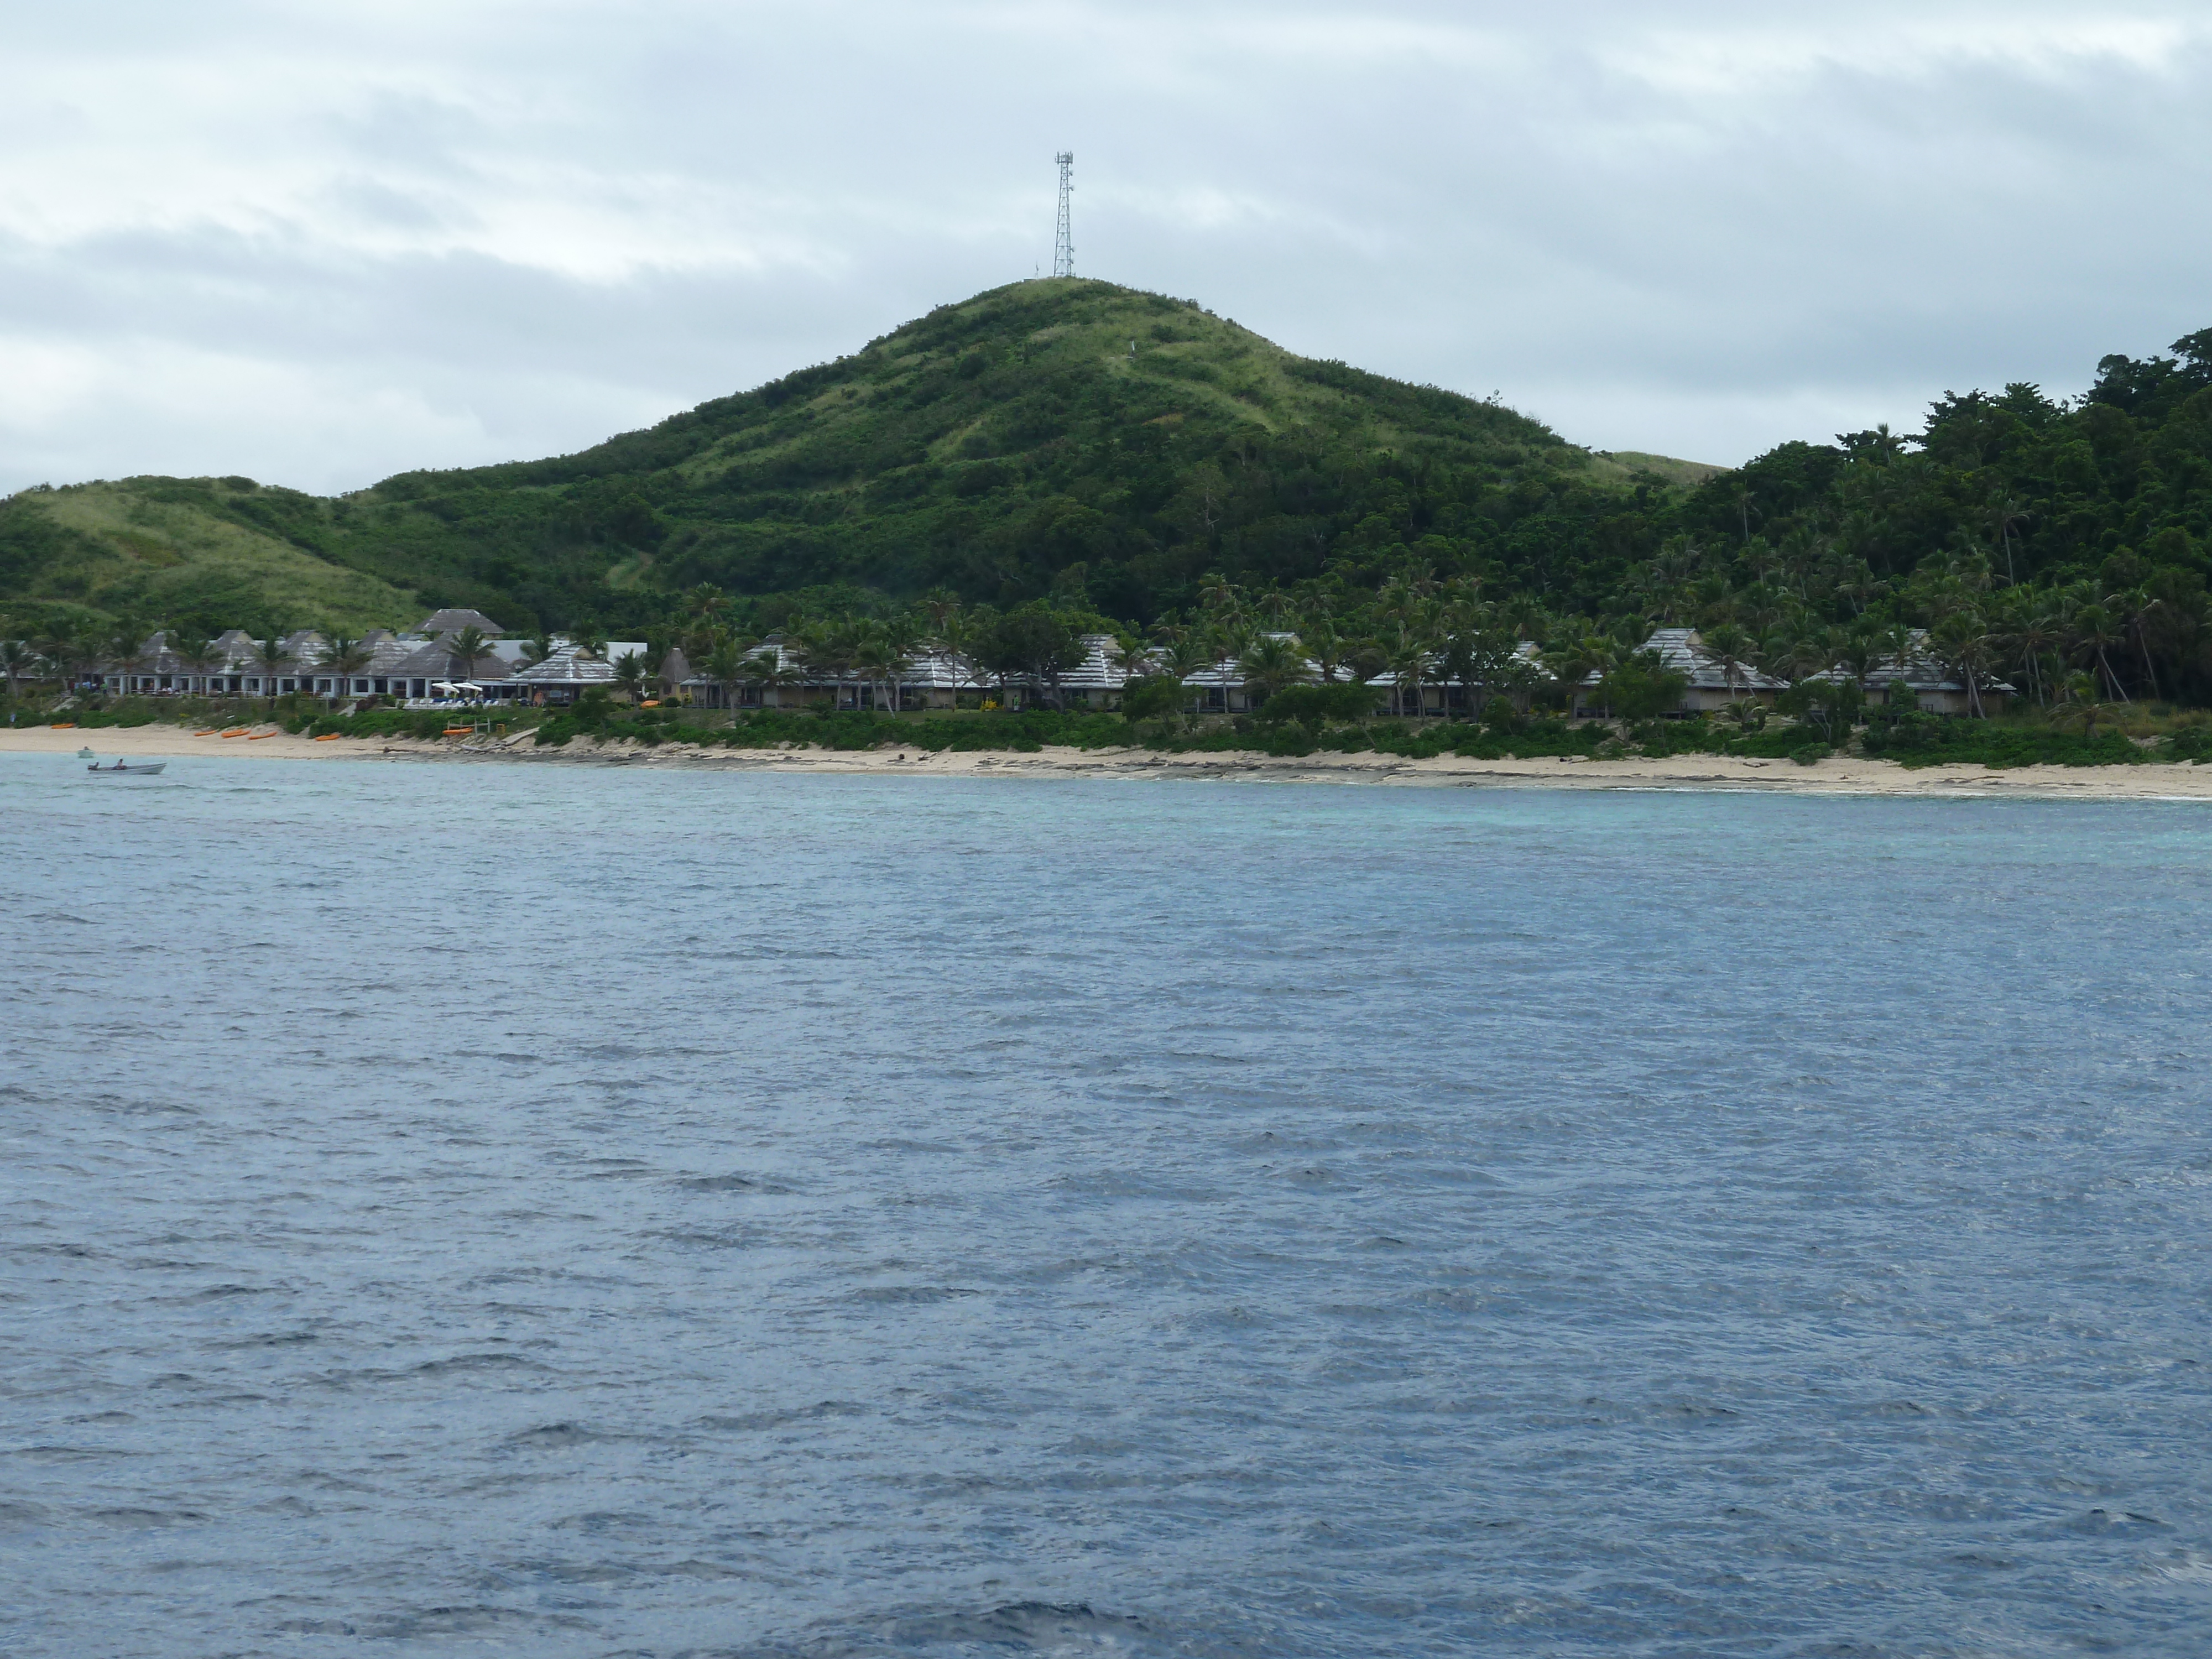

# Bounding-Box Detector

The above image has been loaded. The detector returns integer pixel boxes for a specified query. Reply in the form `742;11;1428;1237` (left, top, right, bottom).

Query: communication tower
1052;152;1074;278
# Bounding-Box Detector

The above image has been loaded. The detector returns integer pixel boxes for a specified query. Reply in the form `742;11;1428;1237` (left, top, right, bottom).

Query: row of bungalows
99;627;337;697
676;639;973;712
97;627;516;701
1572;628;2010;718
94;609;518;701
673;632;1553;716
88;613;2005;722
89;609;660;707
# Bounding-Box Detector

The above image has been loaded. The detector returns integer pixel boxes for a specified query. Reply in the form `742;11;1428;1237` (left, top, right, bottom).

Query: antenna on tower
1052;152;1074;278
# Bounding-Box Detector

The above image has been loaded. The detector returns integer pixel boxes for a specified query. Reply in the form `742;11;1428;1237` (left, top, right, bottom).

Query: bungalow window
352;679;369;694
246;678;261;693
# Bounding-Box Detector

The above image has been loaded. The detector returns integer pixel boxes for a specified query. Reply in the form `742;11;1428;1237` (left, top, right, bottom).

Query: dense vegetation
0;279;1690;640
3;279;2209;728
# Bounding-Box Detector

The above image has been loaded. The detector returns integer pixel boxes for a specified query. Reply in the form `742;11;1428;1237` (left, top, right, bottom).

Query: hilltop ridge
17;281;2204;720
0;280;1708;632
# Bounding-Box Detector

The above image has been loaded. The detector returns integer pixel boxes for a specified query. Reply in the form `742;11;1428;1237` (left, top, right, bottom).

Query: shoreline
9;721;2212;799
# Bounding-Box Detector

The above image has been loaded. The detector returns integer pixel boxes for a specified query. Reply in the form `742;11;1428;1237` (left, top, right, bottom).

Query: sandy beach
11;718;2212;799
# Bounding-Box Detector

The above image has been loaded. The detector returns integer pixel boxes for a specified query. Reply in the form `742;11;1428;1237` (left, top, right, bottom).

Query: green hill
8;280;2209;712
0;279;1703;634
0;477;416;632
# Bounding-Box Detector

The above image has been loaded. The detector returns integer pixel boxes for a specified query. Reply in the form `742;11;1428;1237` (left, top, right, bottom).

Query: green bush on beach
152;694;2212;773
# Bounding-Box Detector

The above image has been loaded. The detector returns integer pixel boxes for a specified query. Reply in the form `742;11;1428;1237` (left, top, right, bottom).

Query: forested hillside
0;280;1684;633
2;278;2209;705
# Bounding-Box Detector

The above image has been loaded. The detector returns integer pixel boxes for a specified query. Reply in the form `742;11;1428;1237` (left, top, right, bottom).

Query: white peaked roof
416;608;505;636
1360;638;1548;688
1806;629;2014;695
1051;633;1138;690
684;640;979;690
515;645;617;685
894;647;979;690
1599;628;1786;691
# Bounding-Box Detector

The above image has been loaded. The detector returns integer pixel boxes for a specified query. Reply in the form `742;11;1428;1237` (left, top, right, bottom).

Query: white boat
85;760;166;776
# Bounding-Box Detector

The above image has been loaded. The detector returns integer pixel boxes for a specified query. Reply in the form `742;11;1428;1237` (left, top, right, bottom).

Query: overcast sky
4;1;2208;494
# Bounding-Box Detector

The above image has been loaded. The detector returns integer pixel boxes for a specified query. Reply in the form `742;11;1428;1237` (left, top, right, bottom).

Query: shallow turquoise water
3;753;2210;1656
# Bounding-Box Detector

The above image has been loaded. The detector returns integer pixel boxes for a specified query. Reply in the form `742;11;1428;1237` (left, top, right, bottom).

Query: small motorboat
86;760;166;776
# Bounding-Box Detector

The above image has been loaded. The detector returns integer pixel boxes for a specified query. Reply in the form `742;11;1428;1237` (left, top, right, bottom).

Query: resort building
102;628;329;698
77;611;1566;722
1809;630;2012;716
1593;628;1796;717
1579;628;1787;716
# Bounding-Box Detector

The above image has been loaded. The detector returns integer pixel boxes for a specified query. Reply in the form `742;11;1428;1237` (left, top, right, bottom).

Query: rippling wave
4;754;2210;1656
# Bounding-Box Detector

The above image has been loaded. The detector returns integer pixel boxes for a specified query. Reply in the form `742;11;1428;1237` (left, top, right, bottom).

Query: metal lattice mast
1052;152;1074;278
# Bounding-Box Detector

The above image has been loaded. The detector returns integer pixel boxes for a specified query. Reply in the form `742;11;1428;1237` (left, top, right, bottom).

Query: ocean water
3;752;2210;1658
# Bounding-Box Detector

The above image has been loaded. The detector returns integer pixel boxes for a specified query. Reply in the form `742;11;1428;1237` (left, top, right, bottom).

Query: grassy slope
1598;451;1726;488
1;478;419;631
2;279;1715;631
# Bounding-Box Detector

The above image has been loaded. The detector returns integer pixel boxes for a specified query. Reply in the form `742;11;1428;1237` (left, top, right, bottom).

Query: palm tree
1196;572;1245;627
1991;591;2060;707
2053;672;2103;740
1698;622;1755;704
1989;494;2030;585
937;608;985;701
1238;632;1308;709
1106;633;1154;684
255;628;291;709
740;644;802;709
704;637;747;717
613;649;648;704
1834;623;1881;697
1382;626;1431;719
850;627;911;716
1544;635;1613;719
0;635;33;706
2120;585;2169;702
1158;637;1212;721
320;633;372;703
520;630;559;668
1930;614;1994;718
106;623;144;695
879;615;926;712
171;633;220;698
2069;603;2130;702
444;625;491;692
1203;620;1250;716
1297;612;1355;684
56;625;102;696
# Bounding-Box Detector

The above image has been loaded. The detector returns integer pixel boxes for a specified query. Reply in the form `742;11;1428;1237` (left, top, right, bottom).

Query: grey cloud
2;0;2209;493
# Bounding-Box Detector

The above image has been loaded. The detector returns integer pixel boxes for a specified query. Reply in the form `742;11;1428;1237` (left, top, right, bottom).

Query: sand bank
11;719;2212;799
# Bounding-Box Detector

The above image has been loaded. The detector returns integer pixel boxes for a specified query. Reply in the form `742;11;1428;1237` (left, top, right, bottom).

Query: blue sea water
3;751;2211;1657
